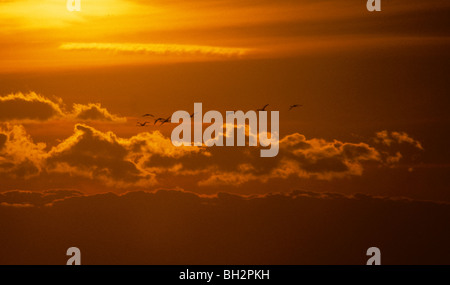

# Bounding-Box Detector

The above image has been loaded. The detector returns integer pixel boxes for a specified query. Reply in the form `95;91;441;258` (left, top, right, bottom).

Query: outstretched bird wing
257;104;269;111
160;116;171;126
289;104;302;111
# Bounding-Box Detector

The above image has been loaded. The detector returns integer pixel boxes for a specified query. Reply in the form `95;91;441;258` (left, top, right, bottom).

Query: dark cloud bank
1;189;449;265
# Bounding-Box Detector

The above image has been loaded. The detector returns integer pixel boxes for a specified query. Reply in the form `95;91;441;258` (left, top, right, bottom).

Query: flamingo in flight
257;104;269;112
136;121;151;127
289;104;302;111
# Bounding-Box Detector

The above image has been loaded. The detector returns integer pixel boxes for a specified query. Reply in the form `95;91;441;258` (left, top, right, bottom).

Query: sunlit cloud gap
60;43;251;57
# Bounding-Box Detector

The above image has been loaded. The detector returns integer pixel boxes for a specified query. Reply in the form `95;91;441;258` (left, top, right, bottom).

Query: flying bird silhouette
154;117;165;125
289;104;302;111
160;116;172;126
136;121;151;127
142;113;154;117
257;104;269;112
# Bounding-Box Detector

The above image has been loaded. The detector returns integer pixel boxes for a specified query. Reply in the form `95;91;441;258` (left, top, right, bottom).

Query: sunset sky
0;0;449;264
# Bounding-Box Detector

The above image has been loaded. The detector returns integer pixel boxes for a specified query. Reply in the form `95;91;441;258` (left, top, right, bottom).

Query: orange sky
0;0;450;265
1;0;449;71
0;0;449;200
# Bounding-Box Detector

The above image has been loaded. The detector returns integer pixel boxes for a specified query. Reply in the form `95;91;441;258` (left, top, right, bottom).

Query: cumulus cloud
0;92;126;122
0;122;423;188
70;103;126;122
0;92;64;121
375;130;424;150
276;133;381;179
0;123;207;188
43;124;201;188
199;132;389;186
46;124;154;187
0;124;46;179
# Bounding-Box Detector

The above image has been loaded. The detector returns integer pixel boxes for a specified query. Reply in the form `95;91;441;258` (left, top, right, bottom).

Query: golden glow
0;0;142;30
1;0;449;72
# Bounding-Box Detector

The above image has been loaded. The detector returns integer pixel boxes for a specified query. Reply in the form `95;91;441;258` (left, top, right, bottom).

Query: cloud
0;92;126;123
0;122;424;189
0;122;206;188
386;151;402;164
275;133;381;179
147;122;397;186
71;103;126;122
47;124;151;187
0;188;449;264
2;0;450;71
60;42;250;57
0;92;64;121
0;189;83;207
0;124;46;179
45;124;205;188
199;132;390;186
375;130;424;150
0;133;6;150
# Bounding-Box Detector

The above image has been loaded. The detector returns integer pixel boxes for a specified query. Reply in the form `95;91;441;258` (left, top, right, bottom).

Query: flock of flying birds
136;104;302;127
136;112;196;127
